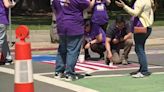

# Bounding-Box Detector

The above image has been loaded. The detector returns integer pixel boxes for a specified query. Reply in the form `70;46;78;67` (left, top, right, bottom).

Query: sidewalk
10;26;164;51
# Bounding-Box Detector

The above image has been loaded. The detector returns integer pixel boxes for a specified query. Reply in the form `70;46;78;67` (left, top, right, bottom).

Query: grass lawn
11;15;52;30
71;74;164;92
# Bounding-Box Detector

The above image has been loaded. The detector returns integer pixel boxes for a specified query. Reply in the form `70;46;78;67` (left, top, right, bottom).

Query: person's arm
106;0;111;6
123;32;132;41
3;0;15;8
84;33;102;49
115;0;145;17
105;37;112;60
84;39;96;49
122;22;132;41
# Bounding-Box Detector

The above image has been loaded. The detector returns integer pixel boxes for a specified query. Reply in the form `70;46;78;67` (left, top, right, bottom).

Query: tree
12;0;51;15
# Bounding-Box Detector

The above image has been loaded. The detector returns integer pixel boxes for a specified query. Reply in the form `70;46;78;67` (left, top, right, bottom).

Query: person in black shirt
105;15;133;66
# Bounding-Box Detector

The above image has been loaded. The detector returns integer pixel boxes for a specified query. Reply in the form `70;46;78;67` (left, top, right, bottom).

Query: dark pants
134;27;152;74
84;41;106;57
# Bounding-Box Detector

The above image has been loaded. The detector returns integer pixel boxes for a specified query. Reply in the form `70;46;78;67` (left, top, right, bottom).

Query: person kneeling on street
105;15;133;66
84;21;106;60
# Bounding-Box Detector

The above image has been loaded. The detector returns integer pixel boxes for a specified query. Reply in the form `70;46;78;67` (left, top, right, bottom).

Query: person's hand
11;0;16;7
106;0;111;5
112;38;119;44
115;0;125;8
107;51;112;60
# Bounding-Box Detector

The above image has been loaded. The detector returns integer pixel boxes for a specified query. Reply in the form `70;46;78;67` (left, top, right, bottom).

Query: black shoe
85;55;91;60
99;53;104;60
5;59;13;65
142;71;152;76
54;72;65;79
65;74;79;81
130;70;140;75
105;58;110;65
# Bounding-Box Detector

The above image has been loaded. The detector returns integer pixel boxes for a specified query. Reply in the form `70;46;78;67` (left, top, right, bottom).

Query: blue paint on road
32;55;56;62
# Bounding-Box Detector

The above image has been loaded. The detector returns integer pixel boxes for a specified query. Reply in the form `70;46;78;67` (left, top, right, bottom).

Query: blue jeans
55;34;83;76
134;27;152;74
0;24;12;61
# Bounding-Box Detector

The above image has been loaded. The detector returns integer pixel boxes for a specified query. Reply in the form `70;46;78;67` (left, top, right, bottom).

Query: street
0;45;164;92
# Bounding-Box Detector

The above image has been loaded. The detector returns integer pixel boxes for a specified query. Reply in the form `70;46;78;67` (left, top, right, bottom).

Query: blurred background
10;0;164;30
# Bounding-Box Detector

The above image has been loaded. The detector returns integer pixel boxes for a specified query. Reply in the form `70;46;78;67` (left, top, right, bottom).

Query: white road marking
34;74;98;92
76;63;109;70
85;71;164;79
0;67;98;92
75;66;94;72
34;66;164;76
0;65;164;92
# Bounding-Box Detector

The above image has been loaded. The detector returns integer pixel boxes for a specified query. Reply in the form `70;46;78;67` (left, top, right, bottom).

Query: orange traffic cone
14;25;34;92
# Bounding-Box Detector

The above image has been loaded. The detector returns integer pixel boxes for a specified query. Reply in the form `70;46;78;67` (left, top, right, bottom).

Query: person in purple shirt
84;20;106;60
0;0;15;65
91;0;111;33
52;0;94;81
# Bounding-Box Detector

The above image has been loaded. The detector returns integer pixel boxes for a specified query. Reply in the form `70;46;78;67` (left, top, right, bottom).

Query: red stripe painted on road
40;61;140;72
83;62;117;69
76;64;97;70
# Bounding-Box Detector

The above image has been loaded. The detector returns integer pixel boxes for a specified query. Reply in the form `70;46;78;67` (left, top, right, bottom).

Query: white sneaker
54;72;65;80
64;75;79;81
109;62;117;68
132;72;144;78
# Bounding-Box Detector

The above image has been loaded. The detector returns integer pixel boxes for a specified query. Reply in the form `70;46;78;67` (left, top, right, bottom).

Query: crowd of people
51;0;157;81
0;0;157;81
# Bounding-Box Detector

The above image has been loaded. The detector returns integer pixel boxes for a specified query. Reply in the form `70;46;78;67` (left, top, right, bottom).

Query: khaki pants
111;39;133;64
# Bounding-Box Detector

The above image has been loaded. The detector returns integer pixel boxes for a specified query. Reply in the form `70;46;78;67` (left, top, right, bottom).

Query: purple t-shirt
91;0;109;25
0;0;9;25
85;23;106;45
53;0;89;36
130;5;143;32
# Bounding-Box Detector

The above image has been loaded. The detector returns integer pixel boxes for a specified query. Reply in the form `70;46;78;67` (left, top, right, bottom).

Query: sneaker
54;72;65;79
105;58;110;65
109;62;117;68
130;70;140;75
142;72;151;76
99;53;104;60
85;54;91;60
122;59;128;65
131;72;144;78
65;75;79;81
5;59;13;65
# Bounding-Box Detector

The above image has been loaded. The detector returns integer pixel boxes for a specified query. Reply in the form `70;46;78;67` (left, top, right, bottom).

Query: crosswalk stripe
76;63;109;70
40;61;139;71
75;66;94;71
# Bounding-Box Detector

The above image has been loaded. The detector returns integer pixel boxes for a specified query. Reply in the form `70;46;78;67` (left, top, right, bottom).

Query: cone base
14;83;34;92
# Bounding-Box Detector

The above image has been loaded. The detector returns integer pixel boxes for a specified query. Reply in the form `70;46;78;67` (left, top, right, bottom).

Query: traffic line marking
40;61;163;73
0;67;98;92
